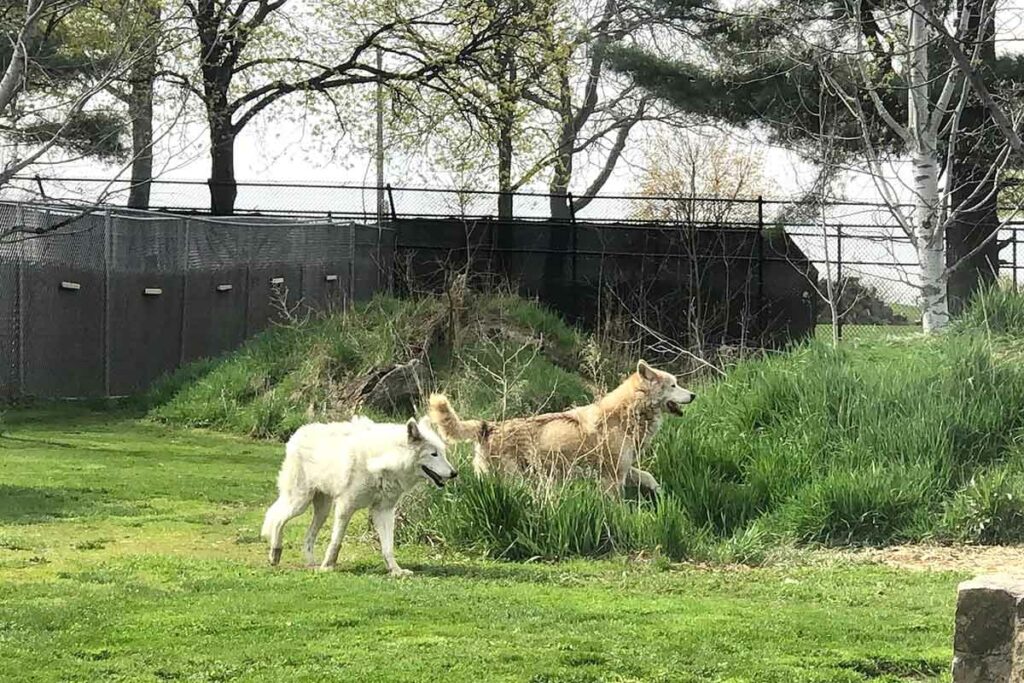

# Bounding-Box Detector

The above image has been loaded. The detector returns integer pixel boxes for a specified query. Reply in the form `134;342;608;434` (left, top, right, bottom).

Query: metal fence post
179;218;190;365
103;209;112;396
836;223;844;340
348;221;356;306
386;184;397;221
1014;226;1019;293
756;196;765;340
16;203;25;396
568;192;578;287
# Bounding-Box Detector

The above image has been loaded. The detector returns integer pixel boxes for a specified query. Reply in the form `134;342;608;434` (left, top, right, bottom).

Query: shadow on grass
837;655;946;680
0;484;145;524
1;400;144;428
316;558;566;585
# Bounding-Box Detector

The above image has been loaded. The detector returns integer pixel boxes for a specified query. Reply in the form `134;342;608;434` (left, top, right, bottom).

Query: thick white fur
261;415;455;576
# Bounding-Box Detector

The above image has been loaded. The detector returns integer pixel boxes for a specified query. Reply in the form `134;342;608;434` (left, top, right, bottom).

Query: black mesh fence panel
0;204;383;398
108;214;187;395
182;217;248;361
20;207;107;397
0;203;19;397
5;179;1024;384
353;224;393;301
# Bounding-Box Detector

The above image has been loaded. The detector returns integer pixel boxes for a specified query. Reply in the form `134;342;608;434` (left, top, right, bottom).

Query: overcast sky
31;0;1024;209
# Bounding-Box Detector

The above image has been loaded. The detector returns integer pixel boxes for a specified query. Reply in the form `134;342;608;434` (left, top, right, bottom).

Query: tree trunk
497;118;513;219
549;168;571;220
543;67;575;306
207;108;237;216
495;29;516;220
549;68;574;221
946;0;998;314
126;5;159;210
909;5;949;333
918;210;949;332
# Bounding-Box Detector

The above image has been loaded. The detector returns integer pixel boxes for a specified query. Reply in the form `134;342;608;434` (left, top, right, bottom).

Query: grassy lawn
0;406;959;682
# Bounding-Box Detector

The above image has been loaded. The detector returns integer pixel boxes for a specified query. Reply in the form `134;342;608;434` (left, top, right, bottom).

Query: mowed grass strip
0;407;956;682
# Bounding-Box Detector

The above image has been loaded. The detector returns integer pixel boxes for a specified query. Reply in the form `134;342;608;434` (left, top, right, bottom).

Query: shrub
817;276;911;324
955;280;1024;336
941;464;1024;544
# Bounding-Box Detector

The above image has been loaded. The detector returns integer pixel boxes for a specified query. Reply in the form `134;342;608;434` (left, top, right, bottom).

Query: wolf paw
389;567;413;578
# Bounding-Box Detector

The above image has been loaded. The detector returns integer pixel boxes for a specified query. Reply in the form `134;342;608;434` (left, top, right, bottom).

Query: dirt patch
853;545;1024;575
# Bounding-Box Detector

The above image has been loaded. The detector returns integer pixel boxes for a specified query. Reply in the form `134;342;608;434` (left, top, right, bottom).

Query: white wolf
260;415;457;576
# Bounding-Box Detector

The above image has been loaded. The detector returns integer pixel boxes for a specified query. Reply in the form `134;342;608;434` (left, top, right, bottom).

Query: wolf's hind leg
303;492;332;566
263;493;313;566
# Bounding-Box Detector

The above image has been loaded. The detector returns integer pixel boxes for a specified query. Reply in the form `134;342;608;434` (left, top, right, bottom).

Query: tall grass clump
941;460;1024;544
402;472;711;562
651;322;1024;548
955;280;1024;336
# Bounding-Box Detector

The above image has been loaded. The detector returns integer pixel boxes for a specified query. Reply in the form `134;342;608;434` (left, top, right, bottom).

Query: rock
952;574;1024;682
362;359;430;413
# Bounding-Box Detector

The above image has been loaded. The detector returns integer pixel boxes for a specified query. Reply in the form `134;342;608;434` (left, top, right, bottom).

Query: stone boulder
952;574;1024;682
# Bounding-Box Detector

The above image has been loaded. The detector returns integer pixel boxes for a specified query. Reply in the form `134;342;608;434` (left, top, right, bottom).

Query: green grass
146;294;593;440
0;406;959;681
145;290;1024;561
651;332;1024;547
953;280;1024;337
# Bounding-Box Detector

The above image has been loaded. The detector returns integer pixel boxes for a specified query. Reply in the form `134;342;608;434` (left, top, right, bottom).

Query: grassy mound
149;287;1024;563
651;335;1024;547
148;294;595;440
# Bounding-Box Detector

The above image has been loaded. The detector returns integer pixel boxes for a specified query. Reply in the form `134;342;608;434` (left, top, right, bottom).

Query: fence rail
3;177;1024;376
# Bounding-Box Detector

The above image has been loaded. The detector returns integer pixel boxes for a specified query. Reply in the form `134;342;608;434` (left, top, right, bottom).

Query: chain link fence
4;176;1022;353
0;202;393;398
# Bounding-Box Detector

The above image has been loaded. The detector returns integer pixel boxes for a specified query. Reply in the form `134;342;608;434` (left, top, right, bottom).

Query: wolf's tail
428;394;488;443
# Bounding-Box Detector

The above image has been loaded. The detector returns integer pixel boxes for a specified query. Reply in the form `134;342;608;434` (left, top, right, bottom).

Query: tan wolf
428;360;695;494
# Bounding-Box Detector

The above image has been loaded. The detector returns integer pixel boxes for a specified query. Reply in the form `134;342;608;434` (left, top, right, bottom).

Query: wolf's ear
407;418;423;444
637;360;658;382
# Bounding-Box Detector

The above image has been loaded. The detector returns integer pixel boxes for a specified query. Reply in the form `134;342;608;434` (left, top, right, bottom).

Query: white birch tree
818;0;1017;332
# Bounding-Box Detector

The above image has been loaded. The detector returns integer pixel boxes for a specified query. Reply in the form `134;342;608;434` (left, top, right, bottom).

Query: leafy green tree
387;0;684;219
169;0;508;215
0;1;136;181
610;0;1024;331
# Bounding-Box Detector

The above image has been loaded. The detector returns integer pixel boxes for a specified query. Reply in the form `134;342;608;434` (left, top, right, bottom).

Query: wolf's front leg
625;467;661;494
371;505;411;577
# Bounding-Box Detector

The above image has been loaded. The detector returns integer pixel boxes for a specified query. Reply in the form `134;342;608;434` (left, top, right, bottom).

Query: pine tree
609;0;1024;314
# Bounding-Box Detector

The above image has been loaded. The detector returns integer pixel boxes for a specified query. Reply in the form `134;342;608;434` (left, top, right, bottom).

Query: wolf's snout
688;393;697;402
449;470;459;480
